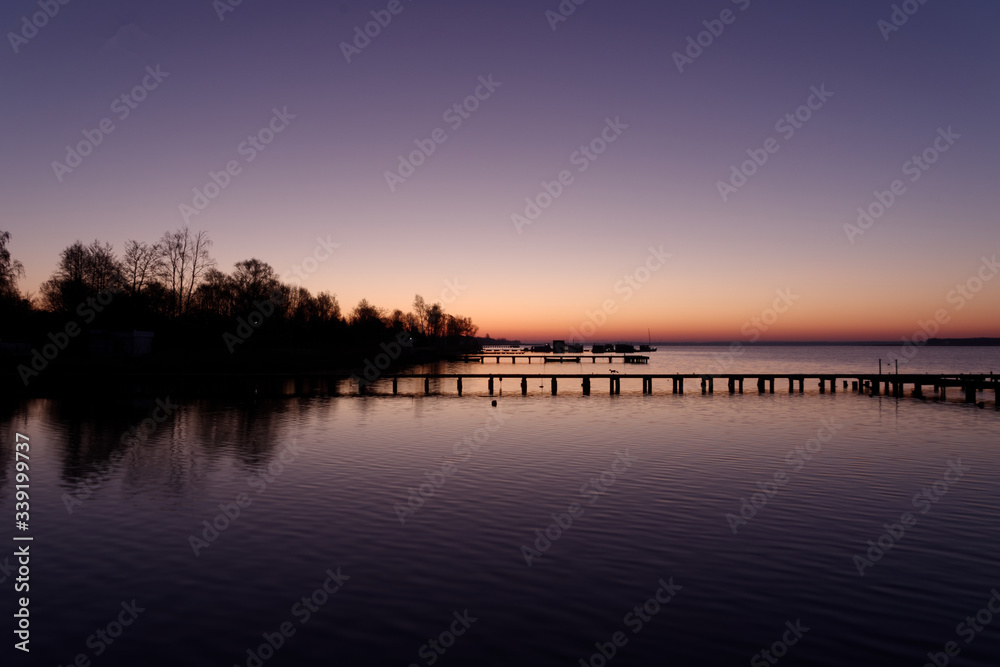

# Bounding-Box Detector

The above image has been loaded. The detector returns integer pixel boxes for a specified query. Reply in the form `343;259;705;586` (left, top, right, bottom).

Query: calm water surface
2;347;999;666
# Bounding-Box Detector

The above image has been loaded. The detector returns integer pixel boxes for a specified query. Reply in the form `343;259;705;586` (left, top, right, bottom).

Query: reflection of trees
34;399;303;501
0;401;20;489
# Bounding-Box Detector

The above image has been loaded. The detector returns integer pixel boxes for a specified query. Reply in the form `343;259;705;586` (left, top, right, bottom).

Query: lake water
3;346;999;666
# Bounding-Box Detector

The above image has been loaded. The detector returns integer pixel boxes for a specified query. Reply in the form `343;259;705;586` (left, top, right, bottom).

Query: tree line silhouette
1;228;479;373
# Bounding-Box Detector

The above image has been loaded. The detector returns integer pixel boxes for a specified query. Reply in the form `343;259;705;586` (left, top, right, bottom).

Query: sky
2;0;998;342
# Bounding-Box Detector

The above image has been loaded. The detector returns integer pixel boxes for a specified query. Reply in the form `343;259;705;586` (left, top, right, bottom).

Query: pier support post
610;378;616;395
913;384;922;398
798;378;804;393
701;378;706;395
831;378;836;393
424;378;430;395
729;378;735;394
672;378;677;394
739;378;744;394
489;377;494;396
457;378;463;396
678;378;684;394
995;384;999;409
768;378;774;394
819;379;825;394
521;377;527;395
551;378;557;395
583;377;591;395
852;381;858;392
512;357;515;364
646;377;652;394
615;378;621;395
873;380;880;396
757;378;765;394
709;377;714;394
789;378;794;393
480;357;484;364
964;385;977;404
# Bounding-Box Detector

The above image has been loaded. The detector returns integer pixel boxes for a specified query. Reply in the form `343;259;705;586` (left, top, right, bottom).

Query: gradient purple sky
3;0;998;341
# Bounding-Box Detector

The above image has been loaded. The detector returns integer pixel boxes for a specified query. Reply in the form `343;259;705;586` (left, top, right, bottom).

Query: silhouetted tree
445;314;478;339
350;299;384;326
40;240;123;312
122;240;164;297
194;268;236;318
0;230;25;302
230;258;279;313
159;227;215;316
315;291;341;323
412;294;428;336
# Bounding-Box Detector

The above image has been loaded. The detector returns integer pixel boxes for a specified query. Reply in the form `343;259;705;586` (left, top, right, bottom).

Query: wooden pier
365;372;1000;408
458;354;649;364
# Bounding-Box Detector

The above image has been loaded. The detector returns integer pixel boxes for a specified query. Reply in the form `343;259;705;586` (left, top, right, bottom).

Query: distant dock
458;354;649;364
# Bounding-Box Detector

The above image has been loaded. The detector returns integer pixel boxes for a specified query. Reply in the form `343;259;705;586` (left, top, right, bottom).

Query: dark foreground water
2;347;1000;666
